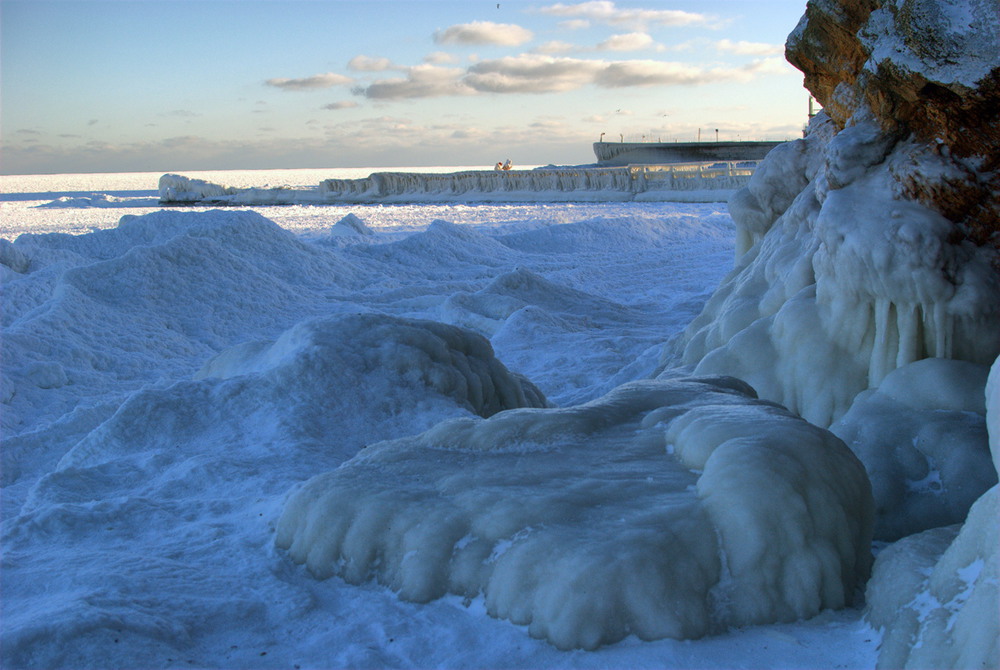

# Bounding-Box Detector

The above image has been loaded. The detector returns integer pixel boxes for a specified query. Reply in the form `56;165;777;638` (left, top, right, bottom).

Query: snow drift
276;376;873;650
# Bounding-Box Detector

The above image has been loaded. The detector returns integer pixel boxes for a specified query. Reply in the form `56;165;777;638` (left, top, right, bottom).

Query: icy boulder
832;358;996;540
276;376;873;650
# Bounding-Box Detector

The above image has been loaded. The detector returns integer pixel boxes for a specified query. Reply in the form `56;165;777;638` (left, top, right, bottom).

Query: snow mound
832;358;995;540
276;376;873;650
682;114;1000;427
440;267;629;337
52;312;546;474
330;213;374;237
0;209;369;435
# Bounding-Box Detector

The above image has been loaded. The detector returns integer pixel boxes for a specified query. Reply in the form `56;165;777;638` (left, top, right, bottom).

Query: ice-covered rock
276;376;873;650
683;118;1000;428
787;0;1000;250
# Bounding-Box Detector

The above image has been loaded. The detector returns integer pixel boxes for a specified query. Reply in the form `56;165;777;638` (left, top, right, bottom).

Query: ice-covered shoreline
158;163;754;205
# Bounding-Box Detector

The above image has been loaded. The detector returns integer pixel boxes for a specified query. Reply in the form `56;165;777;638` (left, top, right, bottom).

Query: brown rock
786;0;1000;253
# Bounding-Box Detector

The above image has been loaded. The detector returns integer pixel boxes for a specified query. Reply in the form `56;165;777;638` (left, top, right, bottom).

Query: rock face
786;0;1000;251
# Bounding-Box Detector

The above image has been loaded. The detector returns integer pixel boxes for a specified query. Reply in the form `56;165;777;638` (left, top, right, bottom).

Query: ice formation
831;358;995;540
158;166;751;206
681;116;1000;429
864;357;999;669
276;376;873;650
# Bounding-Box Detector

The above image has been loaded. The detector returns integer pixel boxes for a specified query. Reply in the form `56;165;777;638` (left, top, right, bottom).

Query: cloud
715;39;784;56
559;19;590;30
594;59;704;87
532;40;576;54
433;21;533;46
354;65;471;100
323;101;360;111
265;72;354;91
424;51;459;64
538;1;711;30
464;55;604;93
348;55;394;72
595;32;655;51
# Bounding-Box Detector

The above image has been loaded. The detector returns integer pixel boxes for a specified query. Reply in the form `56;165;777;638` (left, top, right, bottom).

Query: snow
277;376;872;650
2;170;882;669
860;0;1000;89
2;141;995;667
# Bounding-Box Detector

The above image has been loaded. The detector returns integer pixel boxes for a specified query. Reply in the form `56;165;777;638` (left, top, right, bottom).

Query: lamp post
600;132;605;143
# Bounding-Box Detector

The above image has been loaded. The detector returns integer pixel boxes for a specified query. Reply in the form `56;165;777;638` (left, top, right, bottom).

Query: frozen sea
0;168;879;669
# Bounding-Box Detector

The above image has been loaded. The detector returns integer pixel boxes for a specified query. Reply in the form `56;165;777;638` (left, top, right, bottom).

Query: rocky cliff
786;0;1000;251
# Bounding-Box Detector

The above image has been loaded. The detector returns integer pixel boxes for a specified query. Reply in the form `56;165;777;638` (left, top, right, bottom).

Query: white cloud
538;1;711;30
596;32;655;51
348;55;395;72
559;19;591;30
354;52;795;101
424;51;459;64
464;55;604;94
716;39;784;56
323;101;360;111
594;59;704;87
355;65;472;100
434;21;534;46
532;40;576;54
265;72;354;91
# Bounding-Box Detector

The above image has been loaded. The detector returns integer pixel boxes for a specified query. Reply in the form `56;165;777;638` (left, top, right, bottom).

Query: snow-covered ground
0;169;882;668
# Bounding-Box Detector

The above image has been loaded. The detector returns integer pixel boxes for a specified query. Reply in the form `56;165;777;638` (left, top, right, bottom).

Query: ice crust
276;376;873;650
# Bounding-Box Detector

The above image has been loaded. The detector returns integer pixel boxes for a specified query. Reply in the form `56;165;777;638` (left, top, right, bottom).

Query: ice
158;166;753;206
276;376;873;650
831;358;995;540
681;113;1000;428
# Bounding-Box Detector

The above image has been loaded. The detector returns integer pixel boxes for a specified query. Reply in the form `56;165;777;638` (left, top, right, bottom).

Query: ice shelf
159;164;756;205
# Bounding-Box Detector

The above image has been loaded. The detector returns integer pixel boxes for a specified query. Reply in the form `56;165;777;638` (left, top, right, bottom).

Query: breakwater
159;163;756;205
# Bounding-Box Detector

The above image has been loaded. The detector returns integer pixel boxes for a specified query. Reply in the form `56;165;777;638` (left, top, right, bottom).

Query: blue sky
1;0;810;174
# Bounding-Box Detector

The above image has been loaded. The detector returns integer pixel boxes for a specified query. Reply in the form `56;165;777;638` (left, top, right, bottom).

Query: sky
0;0;812;175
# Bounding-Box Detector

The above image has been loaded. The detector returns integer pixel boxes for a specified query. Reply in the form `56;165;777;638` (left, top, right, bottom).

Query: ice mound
866;487;998;669
54;312;546;473
832;358;995;540
276;376;873;650
863;354;1000;669
195;312;547;418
